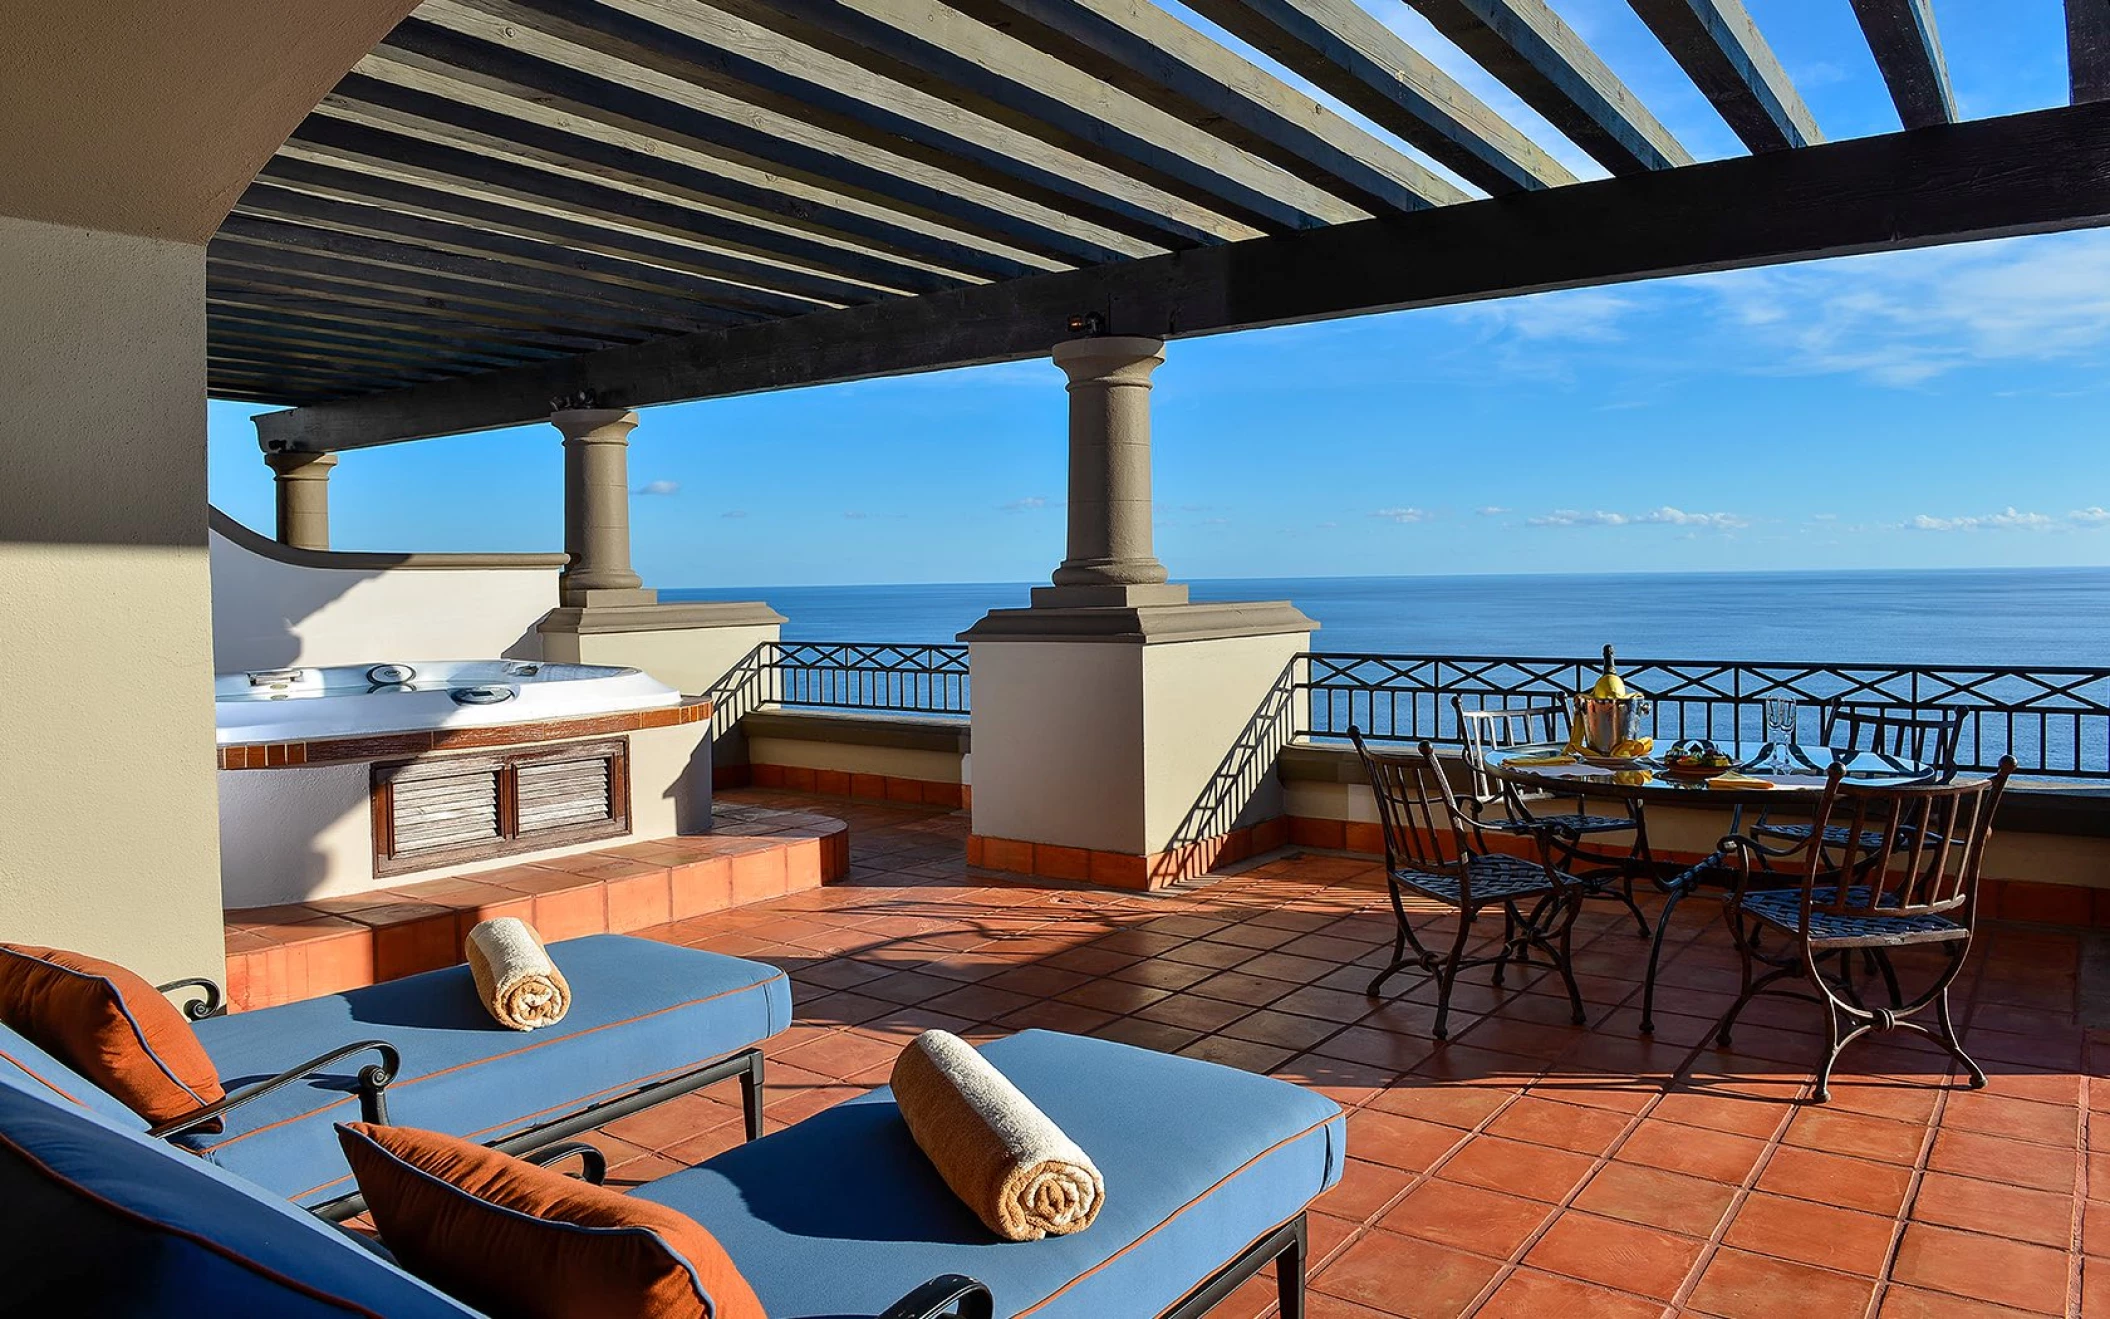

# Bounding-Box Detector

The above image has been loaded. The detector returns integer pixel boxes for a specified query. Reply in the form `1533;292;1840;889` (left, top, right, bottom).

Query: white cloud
1475;506;1510;516
1903;507;2110;532
1371;507;1432;523
634;479;680;496
1528;506;1747;530
1000;496;1050;511
1453;288;1638;344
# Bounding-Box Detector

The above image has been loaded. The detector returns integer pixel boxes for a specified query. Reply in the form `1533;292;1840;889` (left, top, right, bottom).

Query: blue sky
209;0;2110;587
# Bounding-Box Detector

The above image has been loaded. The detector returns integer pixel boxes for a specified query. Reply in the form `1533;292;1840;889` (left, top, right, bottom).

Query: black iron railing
1297;652;2110;779
704;642;970;724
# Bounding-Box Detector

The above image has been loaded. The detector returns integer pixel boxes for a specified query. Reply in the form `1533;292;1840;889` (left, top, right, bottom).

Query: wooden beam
209;306;562;370
1849;0;1955;129
362;25;1096;274
252;159;831;319
679;0;1365;232
428;0;1246;250
1178;0;1572;193
260;100;2110;452
1627;0;1822;152
2071;0;2110;104
939;0;1464;214
1402;0;1691;174
207;281;633;354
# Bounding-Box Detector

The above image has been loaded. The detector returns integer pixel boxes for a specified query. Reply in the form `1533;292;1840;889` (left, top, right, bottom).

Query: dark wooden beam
363;24;1106;273
261;100;2110;452
683;0;1363;233
2071;0;2110;103
252;159;830;319
1179;0;1572;193
1850;0;1956;129
1403;0;1690;175
939;0;1464;214
427;0;1243;249
209;306;563;371
1627;0;1821;152
207;281;632;354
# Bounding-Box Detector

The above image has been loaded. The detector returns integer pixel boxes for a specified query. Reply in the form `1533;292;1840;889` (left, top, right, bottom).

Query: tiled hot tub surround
220;803;845;1011
217;697;713;769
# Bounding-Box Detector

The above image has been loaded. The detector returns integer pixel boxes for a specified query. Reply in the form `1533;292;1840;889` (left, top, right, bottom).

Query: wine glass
1762;698;1797;772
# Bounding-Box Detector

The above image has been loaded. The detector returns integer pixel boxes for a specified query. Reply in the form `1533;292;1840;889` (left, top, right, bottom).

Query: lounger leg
1275;1215;1308;1319
741;1049;767;1141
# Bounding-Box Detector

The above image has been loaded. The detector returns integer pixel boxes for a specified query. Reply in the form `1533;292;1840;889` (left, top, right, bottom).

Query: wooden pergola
227;0;2110;452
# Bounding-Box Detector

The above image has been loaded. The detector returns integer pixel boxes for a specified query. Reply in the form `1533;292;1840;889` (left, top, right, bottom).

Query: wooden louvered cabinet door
371;738;631;876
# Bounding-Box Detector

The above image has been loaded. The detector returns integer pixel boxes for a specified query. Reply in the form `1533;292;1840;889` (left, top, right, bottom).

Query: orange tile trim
216;698;713;771
219;807;846;1012
745;762;968;810
967;816;1292;892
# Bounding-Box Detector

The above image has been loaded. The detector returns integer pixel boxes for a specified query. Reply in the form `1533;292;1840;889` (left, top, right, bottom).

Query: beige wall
218;722;712;908
747;736;967;785
0;216;226;980
541;619;781;698
210;519;562;672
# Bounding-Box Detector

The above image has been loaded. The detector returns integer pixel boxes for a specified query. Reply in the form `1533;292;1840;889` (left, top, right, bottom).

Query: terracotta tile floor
587;790;2107;1318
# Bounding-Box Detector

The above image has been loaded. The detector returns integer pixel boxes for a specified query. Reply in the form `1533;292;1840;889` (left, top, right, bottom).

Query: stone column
264;450;337;550
553;407;651;607
1033;336;1188;609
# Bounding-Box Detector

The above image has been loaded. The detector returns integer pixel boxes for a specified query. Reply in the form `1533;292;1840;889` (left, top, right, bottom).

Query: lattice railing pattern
1298;653;2110;778
770;641;970;717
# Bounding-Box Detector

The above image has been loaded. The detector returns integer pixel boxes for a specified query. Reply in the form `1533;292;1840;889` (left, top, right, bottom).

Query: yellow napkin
1505;753;1578;767
1705;772;1774;791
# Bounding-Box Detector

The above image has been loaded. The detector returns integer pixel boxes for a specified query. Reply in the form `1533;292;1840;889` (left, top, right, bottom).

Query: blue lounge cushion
0;1019;151;1132
180;935;789;1207
0;1060;475;1317
635;1029;1345;1319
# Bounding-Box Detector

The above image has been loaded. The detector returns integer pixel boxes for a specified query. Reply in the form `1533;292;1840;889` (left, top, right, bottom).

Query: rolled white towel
464;918;571;1031
890;1029;1104;1242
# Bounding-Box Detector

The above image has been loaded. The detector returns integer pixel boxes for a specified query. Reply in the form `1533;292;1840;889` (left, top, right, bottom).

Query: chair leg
1432;912;1474;1041
1871;949;1904;1010
1275;1215;1309;1319
1639;883;1692;1035
740;1050;766;1142
1812;997;1844;1105
1367;880;1428;999
1713;902;1765;1048
1493;905;1518;988
1932;946;1987;1090
1554;894;1587;1026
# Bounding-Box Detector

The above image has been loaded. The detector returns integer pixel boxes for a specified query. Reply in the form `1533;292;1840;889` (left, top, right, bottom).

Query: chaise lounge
0;1028;1344;1318
0;933;788;1214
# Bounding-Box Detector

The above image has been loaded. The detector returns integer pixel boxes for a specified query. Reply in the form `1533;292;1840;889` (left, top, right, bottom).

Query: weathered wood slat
2071;0;2110;104
258;100;2110;450
1402;0;1692;174
1179;0;1571;193
1627;0;1822;152
684;0;1363;232
429;0;1231;250
1849;0;1956;129
356;31;1061;279
290;112;959;300
208;282;632;355
942;0;1463;214
210;305;561;371
254;159;831;319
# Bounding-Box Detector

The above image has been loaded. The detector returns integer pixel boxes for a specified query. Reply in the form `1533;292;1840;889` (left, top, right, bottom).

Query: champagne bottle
1589;644;1628;700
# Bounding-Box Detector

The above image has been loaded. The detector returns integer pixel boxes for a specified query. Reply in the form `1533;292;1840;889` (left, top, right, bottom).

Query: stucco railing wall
208;508;566;672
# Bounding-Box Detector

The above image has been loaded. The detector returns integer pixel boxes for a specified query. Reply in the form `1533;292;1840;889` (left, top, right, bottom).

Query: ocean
666;567;2110;667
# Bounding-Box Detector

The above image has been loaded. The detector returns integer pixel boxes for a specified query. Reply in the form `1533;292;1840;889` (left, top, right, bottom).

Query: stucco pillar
264;450;336;551
1033;336;1188;609
553;407;652;607
960;336;1316;889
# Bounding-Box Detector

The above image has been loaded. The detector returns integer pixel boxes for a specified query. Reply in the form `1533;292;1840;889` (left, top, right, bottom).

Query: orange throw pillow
0;944;224;1127
337;1123;765;1319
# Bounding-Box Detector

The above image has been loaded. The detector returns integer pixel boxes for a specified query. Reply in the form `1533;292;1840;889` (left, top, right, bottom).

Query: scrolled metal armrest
155;977;226;1021
149;1039;401;1139
521;1141;608;1185
878;1275;994;1319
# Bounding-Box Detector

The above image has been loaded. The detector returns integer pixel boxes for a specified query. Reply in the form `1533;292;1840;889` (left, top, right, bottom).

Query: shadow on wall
207;506;566;672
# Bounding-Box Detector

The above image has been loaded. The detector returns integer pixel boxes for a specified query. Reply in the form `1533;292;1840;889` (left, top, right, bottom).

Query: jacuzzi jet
247;668;304;688
450;686;516;706
504;662;541;677
367;663;417;686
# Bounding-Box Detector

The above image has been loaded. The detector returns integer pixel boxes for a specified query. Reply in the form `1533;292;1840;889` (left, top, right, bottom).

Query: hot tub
214;660;682;744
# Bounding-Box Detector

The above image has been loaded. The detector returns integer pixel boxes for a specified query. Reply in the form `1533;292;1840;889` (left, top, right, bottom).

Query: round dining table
1480;741;1939;1031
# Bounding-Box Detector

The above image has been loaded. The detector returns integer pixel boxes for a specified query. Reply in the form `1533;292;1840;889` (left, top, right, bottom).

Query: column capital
262;449;337;479
1051;335;1165;387
551;407;640;444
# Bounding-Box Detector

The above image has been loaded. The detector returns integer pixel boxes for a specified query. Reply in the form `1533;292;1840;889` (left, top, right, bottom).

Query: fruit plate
1578;754;1642;767
1659;762;1736;780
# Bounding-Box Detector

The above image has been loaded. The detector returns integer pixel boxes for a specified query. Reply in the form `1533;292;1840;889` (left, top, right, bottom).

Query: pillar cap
551;407;640;438
263;450;336;477
1052;335;1165;379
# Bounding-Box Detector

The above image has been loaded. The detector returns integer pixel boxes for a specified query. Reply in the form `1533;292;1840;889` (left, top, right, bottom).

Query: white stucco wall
0;216;227;981
218;722;712;908
209;517;563;672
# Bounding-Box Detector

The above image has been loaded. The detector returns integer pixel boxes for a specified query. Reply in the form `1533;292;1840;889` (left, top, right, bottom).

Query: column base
969;818;1293;890
962;598;1315;643
558;585;659;609
1028;582;1189;609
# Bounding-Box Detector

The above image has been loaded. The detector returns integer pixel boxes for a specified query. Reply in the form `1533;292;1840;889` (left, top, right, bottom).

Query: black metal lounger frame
152;977;767;1222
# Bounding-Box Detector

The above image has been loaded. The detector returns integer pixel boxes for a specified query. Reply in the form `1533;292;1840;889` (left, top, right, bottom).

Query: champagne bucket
1568;694;1652;755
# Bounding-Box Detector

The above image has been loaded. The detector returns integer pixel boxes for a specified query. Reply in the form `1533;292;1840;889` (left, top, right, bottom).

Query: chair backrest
1452;698;1566;803
1796;757;2015;925
1347;728;1481;886
1821;704;1965;781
